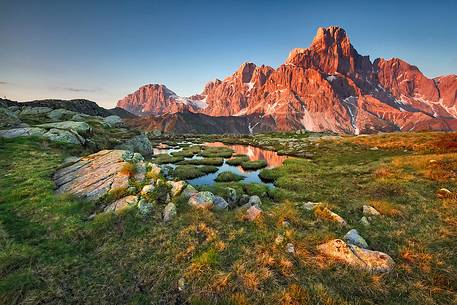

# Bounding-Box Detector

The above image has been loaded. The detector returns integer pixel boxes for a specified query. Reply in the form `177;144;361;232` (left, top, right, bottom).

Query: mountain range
119;26;456;134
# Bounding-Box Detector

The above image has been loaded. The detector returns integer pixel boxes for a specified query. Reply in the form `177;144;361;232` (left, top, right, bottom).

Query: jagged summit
117;26;457;134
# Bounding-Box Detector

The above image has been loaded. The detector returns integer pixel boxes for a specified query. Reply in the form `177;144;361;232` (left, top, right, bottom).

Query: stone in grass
163;202;177;222
248;195;262;207
147;162;161;176
363;205;381;216
436;188;452;199
103;115;123;127
226;187;238;207
137;198;153;216
343;229;369;249
302;201;321;210
0;127;48;138
245;205;262;221
44;128;84;145
188;191;215;209
317;239;394;273
238;194;250;206
181;184;198;198
167;180;186;197
286;243;295;253
213;196;229;210
360;216;370;226
141;184;154;196
104;195;138;213
314;206;347;226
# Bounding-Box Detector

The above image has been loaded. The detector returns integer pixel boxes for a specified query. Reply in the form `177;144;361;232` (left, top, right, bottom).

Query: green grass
177;157;224;166
215;171;245;182
171;165;218;180
258;168;281;182
241;160;267;170
199;146;234;158
1;132;457;305
226;155;250;166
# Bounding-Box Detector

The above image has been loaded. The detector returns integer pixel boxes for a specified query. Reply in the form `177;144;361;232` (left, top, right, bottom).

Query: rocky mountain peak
235;62;257;83
310;26;350;50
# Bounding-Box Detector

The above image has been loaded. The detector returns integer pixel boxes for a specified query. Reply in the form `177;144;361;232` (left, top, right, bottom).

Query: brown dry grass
349;131;457;153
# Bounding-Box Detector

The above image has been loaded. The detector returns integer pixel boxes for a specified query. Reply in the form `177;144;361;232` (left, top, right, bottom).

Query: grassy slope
0;133;456;304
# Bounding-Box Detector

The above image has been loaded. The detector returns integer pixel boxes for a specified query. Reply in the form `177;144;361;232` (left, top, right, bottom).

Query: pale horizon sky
1;0;456;108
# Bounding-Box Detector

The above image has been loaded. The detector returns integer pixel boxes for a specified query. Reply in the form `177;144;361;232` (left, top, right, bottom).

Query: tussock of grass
152;153;185;164
119;162;135;176
200;146;234;158
177;157;224;166
215;171;245;182
241;160;267;170
258;168;281;182
226;155;250;166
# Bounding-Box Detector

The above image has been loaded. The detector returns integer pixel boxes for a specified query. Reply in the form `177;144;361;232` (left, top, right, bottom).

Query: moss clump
200;146;234;158
152;153;185;164
171;165;217;180
258;168;281;182
226;155;250;166
215;171;245;182
241;160;267;170
177;157;224;166
199;165;219;174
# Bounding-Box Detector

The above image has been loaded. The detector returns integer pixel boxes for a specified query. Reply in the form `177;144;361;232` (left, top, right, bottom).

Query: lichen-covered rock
225;187;238;207
0;127;47;138
167;180;186;197
71;113;90;121
248;195;262;207
20;106;52;115
182;184;198;198
238;194;250;206
43;128;84;145
141;184;155;196
47;108;76;121
163;202;177;222
53;150;131;201
302;201;321;210
137;198;153;216
103;115;124;127
38;121;92;135
116;134;153;156
213;196;229;210
343;229;369;249
0;107;22;128
188;191;215;209
360;216;370;226
363;205;381;216
104;195;138;213
317;239;394;273
147;163;161;177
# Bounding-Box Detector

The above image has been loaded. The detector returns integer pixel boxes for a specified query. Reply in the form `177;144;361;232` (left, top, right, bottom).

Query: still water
152;141;288;186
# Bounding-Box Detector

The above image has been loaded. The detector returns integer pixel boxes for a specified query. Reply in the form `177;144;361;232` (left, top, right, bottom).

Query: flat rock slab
318;239;394;273
53;150;130;201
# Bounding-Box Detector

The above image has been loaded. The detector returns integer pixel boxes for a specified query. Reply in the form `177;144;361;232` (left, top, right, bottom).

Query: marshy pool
151;141;288;186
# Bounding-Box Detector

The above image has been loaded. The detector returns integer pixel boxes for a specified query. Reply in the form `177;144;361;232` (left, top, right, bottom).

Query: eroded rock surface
318;239;394;273
53;150;131;201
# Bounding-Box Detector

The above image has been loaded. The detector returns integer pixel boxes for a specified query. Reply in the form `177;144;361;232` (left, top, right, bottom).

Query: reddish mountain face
117;84;207;116
117;26;457;134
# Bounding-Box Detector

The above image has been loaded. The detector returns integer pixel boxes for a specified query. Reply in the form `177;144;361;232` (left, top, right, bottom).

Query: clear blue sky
1;0;456;108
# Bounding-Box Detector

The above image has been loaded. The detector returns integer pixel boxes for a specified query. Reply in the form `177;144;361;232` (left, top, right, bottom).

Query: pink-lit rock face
117;26;457;134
